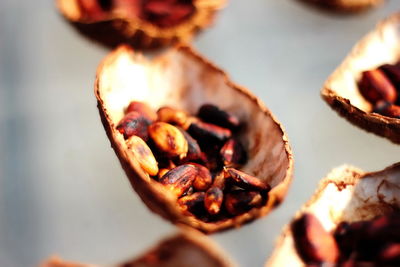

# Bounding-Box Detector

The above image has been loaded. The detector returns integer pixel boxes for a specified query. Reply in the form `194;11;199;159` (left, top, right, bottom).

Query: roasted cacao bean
358;69;397;104
379;64;400;90
204;187;223;215
198;104;240;130
220;138;247;167
188;120;232;144
126;135;159;176
189;163;212;191
159;164;196;197
224;190;263;216
140;0;195;28
117;111;151;140
179;129;202;162
149;122;188;158
378;243;400;264
157;107;188;127
178;192;205;215
291;213;339;264
225;168;270;191
127;101;157;121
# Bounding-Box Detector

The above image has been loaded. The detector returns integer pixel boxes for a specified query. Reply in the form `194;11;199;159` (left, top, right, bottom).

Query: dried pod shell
39;229;236;267
267;162;400;266
95;45;292;233
296;0;383;13
56;0;226;50
321;13;400;144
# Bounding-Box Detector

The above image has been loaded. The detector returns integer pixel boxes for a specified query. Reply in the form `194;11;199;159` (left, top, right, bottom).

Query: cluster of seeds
292;213;400;266
116;101;270;221
358;63;400;118
80;0;195;28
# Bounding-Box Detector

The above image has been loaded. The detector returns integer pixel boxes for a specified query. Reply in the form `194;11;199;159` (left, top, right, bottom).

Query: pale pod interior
98;45;290;194
325;14;400;112
268;163;400;266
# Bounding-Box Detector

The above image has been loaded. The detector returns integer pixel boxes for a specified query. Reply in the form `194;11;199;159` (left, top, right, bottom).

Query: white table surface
1;1;400;266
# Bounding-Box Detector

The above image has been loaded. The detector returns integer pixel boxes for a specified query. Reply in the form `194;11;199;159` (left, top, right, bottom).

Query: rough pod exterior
95;45;293;233
321;13;400;144
296;0;383;13
267;162;400;266
39;228;236;267
56;0;226;50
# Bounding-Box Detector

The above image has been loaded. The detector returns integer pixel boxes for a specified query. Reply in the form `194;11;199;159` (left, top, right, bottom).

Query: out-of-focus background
1;1;400;266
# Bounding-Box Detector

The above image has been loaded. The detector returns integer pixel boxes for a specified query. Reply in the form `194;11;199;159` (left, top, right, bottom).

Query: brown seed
212;171;227;190
126;101;157;121
140;0;195;28
188;120;232;144
198;104;240;130
149;122;188;158
178;192;205;214
358;69;397;104
379;64;400;90
157;168;170;179
224;190;263;216
188;163;212;191
378;243;400;263
116;111;151;140
378;103;400;118
291;213;339;264
220;138;247;167
159;164;196;197
157;107;188;127
225;168;270;191
204;187;223;215
126;136;158;176
179;129;202;162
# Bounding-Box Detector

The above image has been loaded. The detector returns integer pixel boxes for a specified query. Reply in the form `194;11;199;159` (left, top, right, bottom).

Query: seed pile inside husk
321;13;400;144
96;45;292;233
57;0;226;49
358;63;400;118
267;163;400;267
117;101;270;222
291;212;400;265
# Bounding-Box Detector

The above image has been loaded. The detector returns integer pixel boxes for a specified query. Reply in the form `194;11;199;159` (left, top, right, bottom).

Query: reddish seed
358;69;397;104
179;129;202;162
204;187;223;215
157;107;188;127
188;120;232;143
220;138;247;167
224;190;263;216
378;243;400;263
225;168;270;191
198;104;240;130
126;101;157;121
291;213;339;264
159;164;196;197
116;111;151;140
140;0;195;28
189;163;212;191
178;192;205;215
379;64;400;90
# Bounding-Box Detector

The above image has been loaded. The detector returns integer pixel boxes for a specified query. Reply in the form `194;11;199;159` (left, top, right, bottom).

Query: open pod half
267;162;400;266
40;228;236;267
296;0;383;13
322;13;400;144
95;45;293;233
56;0;225;50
